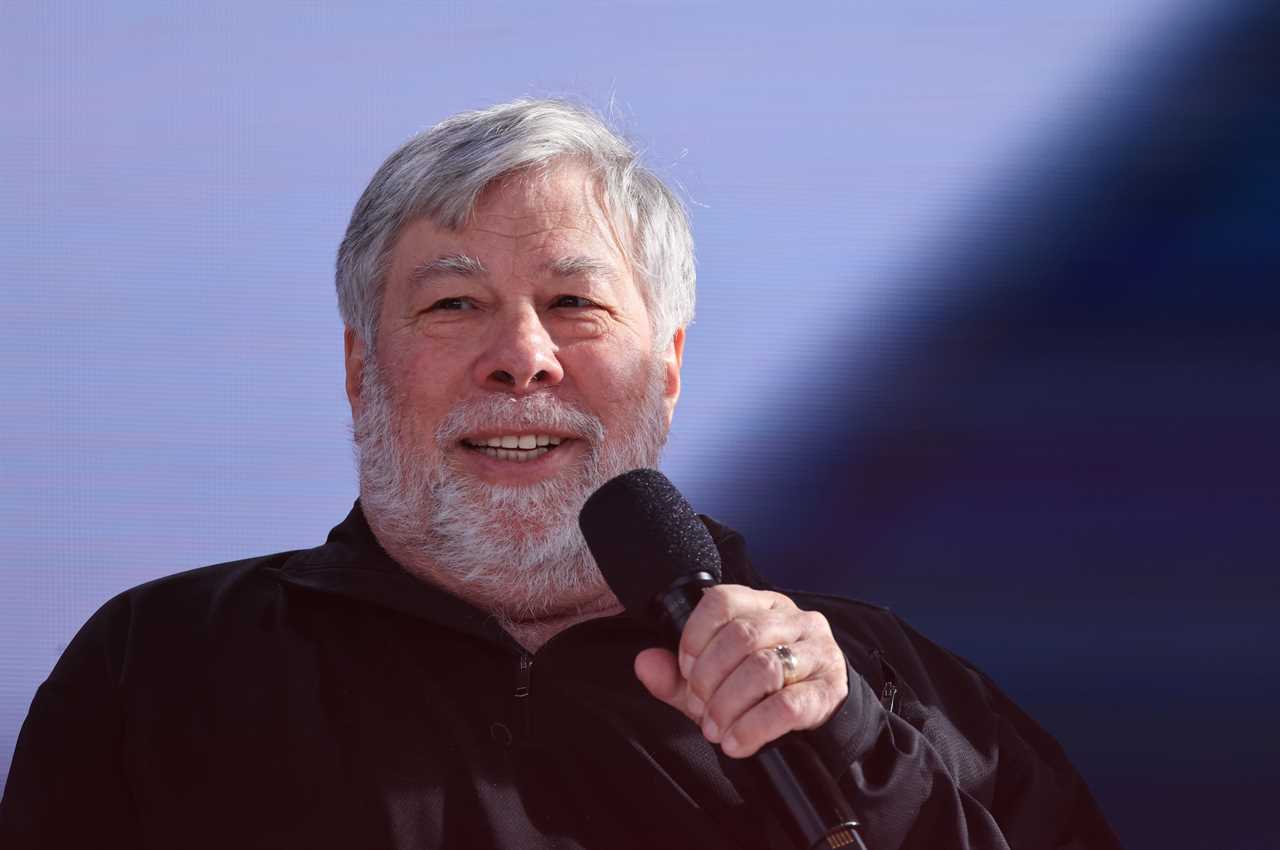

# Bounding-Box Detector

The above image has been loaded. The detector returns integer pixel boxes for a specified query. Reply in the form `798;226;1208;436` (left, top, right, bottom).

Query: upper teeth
467;434;562;449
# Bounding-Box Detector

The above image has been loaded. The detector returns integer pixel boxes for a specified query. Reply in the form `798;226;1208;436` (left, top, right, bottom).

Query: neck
500;595;625;653
365;517;622;653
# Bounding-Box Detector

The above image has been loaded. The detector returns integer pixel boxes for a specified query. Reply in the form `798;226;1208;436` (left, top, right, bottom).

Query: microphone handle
653;576;869;850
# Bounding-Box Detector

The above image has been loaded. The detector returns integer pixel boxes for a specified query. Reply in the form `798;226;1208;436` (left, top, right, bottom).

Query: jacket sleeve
0;595;143;846
802;610;1123;850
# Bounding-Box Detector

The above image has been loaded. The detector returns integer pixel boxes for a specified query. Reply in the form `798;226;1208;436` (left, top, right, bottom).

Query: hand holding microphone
580;468;867;850
632;584;850;759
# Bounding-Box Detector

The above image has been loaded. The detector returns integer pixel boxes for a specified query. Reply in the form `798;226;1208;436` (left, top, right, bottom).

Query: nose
474;305;565;393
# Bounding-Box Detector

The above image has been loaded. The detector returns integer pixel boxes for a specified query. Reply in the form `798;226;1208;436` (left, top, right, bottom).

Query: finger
678;585;796;678
720;680;836;759
700;641;821;744
686;611;804;707
634;648;699;720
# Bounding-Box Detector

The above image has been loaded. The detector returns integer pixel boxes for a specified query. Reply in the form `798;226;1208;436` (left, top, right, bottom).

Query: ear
661;327;686;428
344;327;366;420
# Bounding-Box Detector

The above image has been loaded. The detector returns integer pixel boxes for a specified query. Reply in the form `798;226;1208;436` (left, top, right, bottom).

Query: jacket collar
272;501;769;651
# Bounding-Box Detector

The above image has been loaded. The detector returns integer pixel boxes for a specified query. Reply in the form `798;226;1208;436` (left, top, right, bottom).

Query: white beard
352;356;669;621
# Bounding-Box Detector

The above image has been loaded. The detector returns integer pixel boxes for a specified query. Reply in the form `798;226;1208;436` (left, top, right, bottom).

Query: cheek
552;312;612;341
378;363;455;444
572;349;657;412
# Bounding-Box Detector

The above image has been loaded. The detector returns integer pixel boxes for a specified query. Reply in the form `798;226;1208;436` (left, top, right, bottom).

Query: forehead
474;163;607;226
448;166;616;252
403;163;630;266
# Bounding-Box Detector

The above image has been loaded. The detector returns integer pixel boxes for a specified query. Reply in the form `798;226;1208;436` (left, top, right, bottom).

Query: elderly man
0;100;1121;849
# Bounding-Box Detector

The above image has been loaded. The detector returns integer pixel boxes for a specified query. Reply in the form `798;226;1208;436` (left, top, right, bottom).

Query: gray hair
336;98;695;349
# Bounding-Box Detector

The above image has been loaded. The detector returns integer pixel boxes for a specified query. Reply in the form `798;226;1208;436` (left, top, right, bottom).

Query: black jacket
0;504;1121;849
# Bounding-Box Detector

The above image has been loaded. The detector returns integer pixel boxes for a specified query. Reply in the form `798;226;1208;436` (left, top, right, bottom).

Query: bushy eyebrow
407;254;487;288
406;253;619;289
545;255;621;283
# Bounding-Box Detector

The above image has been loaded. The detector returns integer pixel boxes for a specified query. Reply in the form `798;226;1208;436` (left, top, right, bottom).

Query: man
0;99;1121;849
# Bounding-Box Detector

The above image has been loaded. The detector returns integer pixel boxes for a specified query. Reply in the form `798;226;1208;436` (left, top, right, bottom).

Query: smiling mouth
461;433;568;463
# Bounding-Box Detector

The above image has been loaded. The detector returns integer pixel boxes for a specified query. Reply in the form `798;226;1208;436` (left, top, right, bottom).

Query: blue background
3;2;1277;847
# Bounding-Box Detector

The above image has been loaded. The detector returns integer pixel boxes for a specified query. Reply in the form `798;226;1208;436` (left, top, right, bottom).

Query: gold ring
773;644;800;686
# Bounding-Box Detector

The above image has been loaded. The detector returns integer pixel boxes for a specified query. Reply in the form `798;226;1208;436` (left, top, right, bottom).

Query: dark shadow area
729;2;1279;847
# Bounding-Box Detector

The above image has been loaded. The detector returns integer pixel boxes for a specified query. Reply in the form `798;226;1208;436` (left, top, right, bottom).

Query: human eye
552;295;597;309
426;297;476;312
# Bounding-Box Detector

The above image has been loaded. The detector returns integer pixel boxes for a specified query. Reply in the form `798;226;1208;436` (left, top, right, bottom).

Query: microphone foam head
579;468;722;617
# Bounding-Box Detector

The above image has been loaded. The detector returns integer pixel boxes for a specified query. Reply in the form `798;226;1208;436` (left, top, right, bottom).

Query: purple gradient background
4;2;1277;846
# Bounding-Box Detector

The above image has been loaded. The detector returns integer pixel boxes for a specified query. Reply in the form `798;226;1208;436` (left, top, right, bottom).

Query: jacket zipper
880;681;899;715
875;650;900;715
514;654;533;739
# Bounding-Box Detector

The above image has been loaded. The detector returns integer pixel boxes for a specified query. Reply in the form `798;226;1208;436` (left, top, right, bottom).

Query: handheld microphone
580;468;868;850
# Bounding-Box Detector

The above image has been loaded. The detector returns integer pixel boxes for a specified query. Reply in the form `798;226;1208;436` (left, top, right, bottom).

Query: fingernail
702;717;720;742
687;694;705;718
679;652;694;678
723;733;739;755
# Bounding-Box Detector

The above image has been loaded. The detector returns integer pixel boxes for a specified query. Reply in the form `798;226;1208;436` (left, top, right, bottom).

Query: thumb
634;647;687;709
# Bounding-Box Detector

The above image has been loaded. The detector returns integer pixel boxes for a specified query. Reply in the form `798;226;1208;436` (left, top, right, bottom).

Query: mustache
434;392;605;446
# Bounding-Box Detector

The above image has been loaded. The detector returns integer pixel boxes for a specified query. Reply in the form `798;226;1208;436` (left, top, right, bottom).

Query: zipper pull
874;649;900;715
512;654;534;740
880;681;899;715
514;654;532;698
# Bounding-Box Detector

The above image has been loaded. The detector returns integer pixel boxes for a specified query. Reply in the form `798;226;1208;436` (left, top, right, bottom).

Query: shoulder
786;590;1019;782
99;549;300;622
785;589;1001;723
775;589;908;663
692;514;989;702
62;549;306;687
